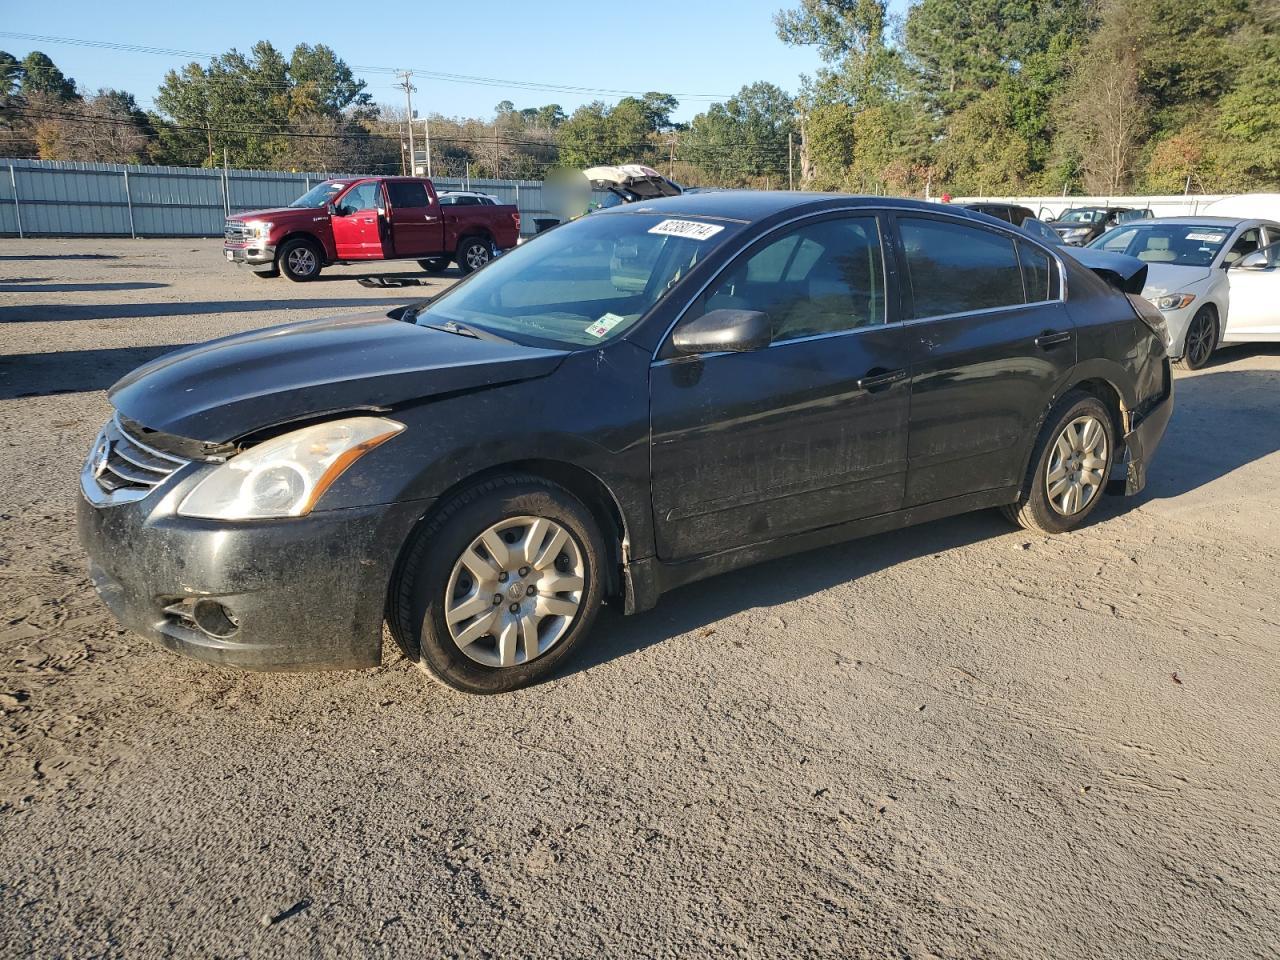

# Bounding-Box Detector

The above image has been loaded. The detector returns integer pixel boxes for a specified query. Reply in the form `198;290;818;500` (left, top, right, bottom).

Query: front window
1058;208;1104;224
289;181;349;208
1089;223;1232;268
334;182;382;217
416;212;742;348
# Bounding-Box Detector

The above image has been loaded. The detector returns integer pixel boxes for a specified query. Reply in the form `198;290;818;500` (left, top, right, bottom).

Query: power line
0;31;735;101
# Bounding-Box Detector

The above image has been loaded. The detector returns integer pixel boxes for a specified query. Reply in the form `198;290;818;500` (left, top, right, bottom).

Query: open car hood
1061;247;1149;295
584;164;682;199
108;314;569;443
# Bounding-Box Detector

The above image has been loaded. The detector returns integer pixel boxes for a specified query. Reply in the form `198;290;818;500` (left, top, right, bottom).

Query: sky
0;0;910;123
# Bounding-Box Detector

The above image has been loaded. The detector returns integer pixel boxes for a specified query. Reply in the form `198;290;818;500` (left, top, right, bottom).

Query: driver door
330;181;388;260
1225;240;1280;338
649;213;914;561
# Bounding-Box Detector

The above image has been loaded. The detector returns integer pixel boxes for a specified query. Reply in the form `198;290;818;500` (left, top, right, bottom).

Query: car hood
227;206;317;222
1139;262;1213;297
109;313;569;443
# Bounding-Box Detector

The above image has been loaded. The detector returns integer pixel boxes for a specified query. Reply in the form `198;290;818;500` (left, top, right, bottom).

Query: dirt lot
2;237;1279;959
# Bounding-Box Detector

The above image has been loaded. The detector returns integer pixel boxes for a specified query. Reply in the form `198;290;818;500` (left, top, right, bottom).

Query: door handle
856;368;907;391
1034;330;1073;349
425;215;437;221
360;217;375;224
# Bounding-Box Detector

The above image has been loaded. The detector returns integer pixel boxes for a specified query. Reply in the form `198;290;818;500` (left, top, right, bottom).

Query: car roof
1127;216;1254;226
595;190;973;224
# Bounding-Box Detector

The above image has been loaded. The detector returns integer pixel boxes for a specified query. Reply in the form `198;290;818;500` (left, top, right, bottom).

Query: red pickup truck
223;177;520;281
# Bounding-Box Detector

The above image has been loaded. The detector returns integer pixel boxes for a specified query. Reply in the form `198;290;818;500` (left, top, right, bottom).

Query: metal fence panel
0;159;616;239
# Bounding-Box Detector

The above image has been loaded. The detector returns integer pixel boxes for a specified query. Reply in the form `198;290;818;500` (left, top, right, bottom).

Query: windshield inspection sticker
586;312;627;338
1186;231;1227;243
648;219;725;241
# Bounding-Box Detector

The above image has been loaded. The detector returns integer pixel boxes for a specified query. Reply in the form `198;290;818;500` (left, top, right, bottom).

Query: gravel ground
2;238;1279;959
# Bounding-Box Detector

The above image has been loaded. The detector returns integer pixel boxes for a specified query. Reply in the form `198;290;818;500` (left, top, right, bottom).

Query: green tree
682;82;796;184
19;51;78;101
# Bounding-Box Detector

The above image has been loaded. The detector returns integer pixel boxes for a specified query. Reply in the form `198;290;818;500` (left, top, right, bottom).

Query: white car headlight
1151;293;1196;312
245;220;273;238
1064;227;1090;237
177;417;404;520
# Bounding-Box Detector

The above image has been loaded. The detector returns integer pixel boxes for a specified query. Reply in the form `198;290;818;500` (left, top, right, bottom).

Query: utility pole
669;133;676;178
396;70;416;175
422;115;432;178
788;132;793;190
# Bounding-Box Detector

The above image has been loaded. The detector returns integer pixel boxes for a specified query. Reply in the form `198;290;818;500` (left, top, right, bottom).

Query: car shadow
0;281;170;293
0;297;411;323
0;253;120;261
565;366;1280;679
0;344;187;399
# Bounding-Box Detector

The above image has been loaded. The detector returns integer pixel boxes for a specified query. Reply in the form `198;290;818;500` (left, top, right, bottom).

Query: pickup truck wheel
389;475;606;694
418;256;450;274
279;239;323;282
456;237;492;275
1001;392;1116;535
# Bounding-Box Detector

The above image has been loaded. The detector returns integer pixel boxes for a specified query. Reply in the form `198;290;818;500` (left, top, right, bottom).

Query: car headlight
245;220;273;238
1064;227;1090;238
1150;293;1196;312
177;417;404;520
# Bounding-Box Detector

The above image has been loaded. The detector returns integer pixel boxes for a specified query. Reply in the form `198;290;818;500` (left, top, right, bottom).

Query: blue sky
1;0;911;122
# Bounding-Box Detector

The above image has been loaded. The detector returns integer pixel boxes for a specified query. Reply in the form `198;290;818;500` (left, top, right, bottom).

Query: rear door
892;213;1075;506
1225;237;1280;338
385;179;443;258
650;212;915;560
330;181;388;260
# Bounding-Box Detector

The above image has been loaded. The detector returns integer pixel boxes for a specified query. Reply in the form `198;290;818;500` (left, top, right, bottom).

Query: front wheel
278;239;323;282
456;237;492;275
1002;392;1116;534
390;476;607;694
1174;306;1217;370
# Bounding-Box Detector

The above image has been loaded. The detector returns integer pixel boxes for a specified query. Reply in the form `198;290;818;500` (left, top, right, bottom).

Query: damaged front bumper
77;472;427;671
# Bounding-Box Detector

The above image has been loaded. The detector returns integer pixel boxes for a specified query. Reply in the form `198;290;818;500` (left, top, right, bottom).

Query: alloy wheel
287;247;316;276
444;516;585;668
1185;312;1214;368
1045;415;1108;516
465;243;491;270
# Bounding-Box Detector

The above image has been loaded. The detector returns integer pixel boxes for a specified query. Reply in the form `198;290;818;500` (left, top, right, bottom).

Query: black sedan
78;193;1173;693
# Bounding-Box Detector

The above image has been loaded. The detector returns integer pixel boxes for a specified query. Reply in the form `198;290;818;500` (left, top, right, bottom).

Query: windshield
1089;223;1232;268
416;212;741;348
290;181;348;208
1058;208;1104;224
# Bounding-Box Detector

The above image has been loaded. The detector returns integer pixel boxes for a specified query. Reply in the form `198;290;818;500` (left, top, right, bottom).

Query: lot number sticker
586;312;627;338
648;219;725;241
1186;231;1227;243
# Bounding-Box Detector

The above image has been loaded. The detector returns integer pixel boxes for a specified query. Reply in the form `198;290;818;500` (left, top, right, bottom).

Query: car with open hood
1047;206;1151;246
1089;216;1280;368
80;192;1172;694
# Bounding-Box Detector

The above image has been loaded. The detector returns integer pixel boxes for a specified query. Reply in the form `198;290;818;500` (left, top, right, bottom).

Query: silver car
1089;217;1280;369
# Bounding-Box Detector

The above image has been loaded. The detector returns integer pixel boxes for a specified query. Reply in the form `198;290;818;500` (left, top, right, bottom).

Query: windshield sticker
1186;231;1227;243
648;219;725;241
586;312;627;338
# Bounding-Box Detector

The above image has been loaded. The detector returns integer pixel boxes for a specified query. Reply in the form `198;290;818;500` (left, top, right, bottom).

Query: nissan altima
78;193;1173;693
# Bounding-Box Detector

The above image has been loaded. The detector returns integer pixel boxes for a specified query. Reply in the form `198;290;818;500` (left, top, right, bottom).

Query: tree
19;51;78;101
682;82;796;184
0;51;21;102
31;89;151;162
555;96;672;167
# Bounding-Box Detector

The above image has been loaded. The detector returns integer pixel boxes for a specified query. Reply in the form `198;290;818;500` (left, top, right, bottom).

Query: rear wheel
1002;392;1116;534
279;238;323;282
418;255;450;274
390;475;606;694
1175;306;1217;370
456;237;492;275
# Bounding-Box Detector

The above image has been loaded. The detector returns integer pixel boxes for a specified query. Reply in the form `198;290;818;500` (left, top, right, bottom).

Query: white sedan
1089;217;1280;369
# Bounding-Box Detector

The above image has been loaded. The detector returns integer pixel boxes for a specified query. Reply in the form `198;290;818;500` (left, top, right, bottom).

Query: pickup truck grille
84;416;190;504
224;219;249;241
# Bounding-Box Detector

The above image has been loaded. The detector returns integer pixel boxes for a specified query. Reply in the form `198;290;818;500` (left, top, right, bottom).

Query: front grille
85;416;190;502
224;219;249;241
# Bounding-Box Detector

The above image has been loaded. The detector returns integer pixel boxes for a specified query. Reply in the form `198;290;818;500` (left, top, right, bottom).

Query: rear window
899;217;1026;318
386;181;430;208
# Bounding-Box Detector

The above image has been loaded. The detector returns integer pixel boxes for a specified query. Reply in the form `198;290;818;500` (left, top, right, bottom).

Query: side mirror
1235;251;1269;270
672;309;771;355
326;202;336;216
377;207;387;218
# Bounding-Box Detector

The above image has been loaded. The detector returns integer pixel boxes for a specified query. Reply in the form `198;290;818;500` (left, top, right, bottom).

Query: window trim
889;210;1067;324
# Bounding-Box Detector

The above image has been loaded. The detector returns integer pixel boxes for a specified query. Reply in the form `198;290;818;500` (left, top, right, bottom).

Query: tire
252;265;280;279
456;236;492;275
418;256;451;274
278;238;323;282
1174;306;1217;370
389;475;607;694
1001;391;1117;535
